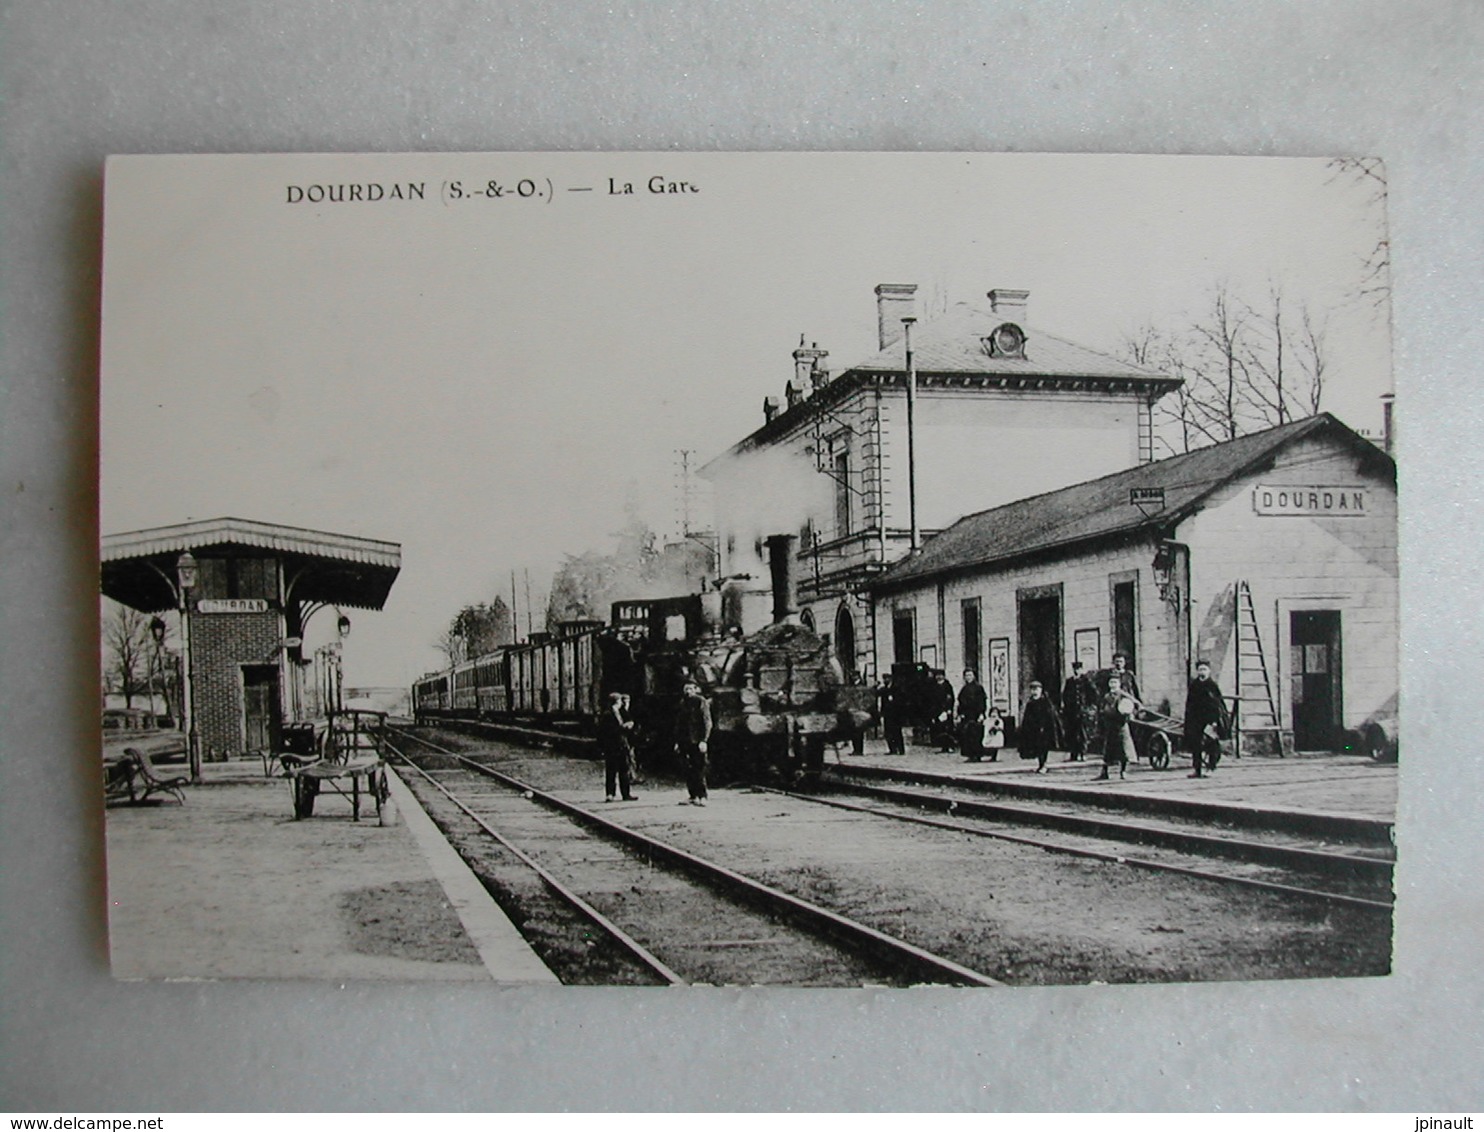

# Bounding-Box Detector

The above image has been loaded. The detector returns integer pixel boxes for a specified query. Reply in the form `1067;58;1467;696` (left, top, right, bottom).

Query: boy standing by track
674;679;713;806
598;692;638;802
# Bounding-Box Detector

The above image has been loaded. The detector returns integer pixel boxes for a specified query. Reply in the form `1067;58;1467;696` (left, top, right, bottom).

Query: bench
107;747;189;805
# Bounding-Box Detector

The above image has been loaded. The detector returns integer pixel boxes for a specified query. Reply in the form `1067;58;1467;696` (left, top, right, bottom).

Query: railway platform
826;737;1397;842
104;755;557;983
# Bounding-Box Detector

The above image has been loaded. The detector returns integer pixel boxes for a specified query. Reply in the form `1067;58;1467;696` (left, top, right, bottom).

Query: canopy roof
101;517;402;613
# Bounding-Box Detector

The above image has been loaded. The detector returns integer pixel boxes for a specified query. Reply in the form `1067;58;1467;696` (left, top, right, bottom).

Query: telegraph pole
904;316;920;552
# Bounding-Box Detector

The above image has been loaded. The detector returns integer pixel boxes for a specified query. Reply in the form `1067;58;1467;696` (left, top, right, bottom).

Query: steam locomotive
411;534;875;777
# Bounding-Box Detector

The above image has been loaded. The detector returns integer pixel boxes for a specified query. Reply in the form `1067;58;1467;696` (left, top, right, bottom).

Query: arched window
835;605;857;676
799;608;816;631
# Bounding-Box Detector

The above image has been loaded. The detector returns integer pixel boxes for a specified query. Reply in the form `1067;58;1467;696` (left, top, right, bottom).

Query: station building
101;518;402;760
702;284;1180;681
865;414;1398;754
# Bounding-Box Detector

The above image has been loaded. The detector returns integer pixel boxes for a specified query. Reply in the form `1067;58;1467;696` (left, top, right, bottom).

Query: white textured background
1;1;1480;1112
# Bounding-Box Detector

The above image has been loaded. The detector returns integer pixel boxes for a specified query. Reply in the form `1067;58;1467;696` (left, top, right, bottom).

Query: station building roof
868;414;1394;593
847;302;1171;381
101;517;402;613
707;300;1182;467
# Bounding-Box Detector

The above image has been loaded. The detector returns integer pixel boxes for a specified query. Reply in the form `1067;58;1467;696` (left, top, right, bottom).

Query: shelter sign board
196;599;270;614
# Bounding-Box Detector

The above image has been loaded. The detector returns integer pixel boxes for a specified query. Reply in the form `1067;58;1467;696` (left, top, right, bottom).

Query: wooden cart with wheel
286;709;390;821
1128;708;1186;771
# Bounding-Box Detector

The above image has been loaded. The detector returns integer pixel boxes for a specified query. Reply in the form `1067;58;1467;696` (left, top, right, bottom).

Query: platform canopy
101;517;402;613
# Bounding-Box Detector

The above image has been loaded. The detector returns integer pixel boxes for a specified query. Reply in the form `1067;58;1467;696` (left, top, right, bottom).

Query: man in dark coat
1018;680;1063;773
957;670;988;761
1060;661;1096;761
930;671;956;752
878;673;905;755
1183;659;1232;778
597;692;638;802
1099;652;1142;702
673;679;713;806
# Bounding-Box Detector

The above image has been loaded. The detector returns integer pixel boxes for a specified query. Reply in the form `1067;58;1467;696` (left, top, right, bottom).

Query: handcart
283;708;390;821
1127;707;1187;771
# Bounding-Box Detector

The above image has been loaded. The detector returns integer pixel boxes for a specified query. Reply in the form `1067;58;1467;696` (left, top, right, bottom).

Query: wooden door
1290;610;1343;750
1017;587;1064;709
242;665;281;753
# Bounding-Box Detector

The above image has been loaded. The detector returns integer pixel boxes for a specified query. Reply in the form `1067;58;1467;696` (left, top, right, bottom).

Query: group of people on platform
597;678;714;807
875;652;1231;780
597;652;1232;806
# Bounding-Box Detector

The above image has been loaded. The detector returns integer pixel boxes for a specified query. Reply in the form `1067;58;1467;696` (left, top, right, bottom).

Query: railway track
383;726;1005;987
760;784;1393;913
418;716;1394;903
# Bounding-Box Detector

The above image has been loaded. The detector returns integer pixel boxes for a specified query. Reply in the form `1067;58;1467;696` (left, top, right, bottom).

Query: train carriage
410;533;874;778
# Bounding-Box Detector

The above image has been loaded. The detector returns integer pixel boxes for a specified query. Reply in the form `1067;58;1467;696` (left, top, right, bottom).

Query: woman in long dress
1095;674;1138;781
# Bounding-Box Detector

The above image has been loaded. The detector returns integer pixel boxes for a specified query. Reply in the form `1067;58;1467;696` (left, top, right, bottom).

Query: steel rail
817;773;1394;882
763;786;1393;914
383;732;685;986
416;718;1389;896
391;726;1005;987
425;717;1392;880
825;760;1394;847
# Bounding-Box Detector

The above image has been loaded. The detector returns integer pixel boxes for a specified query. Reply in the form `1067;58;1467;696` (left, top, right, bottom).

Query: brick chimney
876;283;917;350
988;288;1029;320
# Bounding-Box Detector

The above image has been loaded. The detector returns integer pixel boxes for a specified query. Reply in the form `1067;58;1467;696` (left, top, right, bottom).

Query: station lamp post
333;612;351;714
148;615;168;724
176;551;200;783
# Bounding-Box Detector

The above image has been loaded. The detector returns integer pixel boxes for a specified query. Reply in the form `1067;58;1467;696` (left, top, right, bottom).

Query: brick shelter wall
189;610;284;757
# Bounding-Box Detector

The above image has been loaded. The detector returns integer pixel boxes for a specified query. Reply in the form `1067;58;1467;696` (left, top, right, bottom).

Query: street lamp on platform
148;615;168;724
176;551;200;783
332;612;351;713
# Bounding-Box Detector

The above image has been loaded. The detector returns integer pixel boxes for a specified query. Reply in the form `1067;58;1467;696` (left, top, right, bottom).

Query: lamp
1152;541;1180;605
148;616;167;725
176;550;198;592
176;551;200;782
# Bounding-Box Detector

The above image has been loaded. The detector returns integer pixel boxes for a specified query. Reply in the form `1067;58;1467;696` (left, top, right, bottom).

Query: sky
100;152;1393;687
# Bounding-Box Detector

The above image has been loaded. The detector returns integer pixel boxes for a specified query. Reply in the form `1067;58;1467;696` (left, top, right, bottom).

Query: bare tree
1123;282;1332;456
1235;286;1327;428
102;604;154;710
1188;284;1249;442
1293;303;1329;417
1122;323;1205;458
1328;156;1390;309
1240;285;1290;426
433;624;466;667
1133;287;1253;453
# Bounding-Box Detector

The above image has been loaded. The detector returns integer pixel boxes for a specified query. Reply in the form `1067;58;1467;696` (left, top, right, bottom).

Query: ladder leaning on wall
1233;580;1285;757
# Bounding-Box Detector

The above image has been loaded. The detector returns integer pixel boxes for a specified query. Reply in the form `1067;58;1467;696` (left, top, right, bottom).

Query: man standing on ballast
674;679;713;806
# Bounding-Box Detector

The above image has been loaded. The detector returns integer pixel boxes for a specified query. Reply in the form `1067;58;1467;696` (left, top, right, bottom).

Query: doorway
1290;610;1343;750
242;664;282;754
892;608;916;667
834;605;857;678
1111;578;1138;671
1017;584;1064;707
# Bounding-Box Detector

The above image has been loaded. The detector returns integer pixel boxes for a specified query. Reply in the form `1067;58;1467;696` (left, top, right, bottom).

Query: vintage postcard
99;152;1396;984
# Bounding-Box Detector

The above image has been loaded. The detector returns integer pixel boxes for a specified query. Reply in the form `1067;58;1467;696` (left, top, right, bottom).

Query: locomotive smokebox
764;533;799;624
